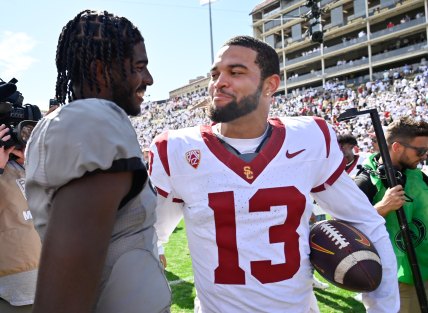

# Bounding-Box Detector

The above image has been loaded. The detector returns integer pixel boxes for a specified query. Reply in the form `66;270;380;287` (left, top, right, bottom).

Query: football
309;220;382;292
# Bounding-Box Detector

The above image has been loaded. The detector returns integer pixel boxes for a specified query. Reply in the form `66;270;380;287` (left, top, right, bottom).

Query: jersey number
209;186;305;284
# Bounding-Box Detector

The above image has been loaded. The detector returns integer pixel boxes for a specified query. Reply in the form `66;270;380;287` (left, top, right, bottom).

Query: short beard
208;86;262;123
398;160;415;171
111;80;141;116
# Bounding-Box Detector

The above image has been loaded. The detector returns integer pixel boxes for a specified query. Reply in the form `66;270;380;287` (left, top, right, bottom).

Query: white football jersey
150;116;399;313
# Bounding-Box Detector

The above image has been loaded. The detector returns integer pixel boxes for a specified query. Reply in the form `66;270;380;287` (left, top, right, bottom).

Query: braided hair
55;10;144;104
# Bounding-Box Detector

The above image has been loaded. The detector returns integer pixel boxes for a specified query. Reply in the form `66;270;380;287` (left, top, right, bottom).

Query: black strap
423;172;428;187
354;167;378;203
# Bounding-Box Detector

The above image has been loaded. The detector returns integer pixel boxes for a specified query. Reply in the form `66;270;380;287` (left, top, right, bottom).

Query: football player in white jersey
149;36;399;313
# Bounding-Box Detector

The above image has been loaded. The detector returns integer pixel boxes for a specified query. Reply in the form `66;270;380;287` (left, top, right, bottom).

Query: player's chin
126;101;142;116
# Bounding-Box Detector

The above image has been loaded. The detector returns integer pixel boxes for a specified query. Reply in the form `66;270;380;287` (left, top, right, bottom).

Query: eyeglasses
399;142;428;157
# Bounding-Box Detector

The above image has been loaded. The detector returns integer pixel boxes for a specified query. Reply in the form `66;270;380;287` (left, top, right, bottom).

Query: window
353;0;366;18
292;23;302;41
331;6;344;26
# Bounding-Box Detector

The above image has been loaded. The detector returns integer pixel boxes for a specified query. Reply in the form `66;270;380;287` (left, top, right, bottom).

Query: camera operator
0;124;41;313
354;117;428;312
0;80;42;312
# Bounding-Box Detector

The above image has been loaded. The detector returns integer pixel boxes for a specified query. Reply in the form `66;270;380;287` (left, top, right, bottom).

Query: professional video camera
0;78;42;149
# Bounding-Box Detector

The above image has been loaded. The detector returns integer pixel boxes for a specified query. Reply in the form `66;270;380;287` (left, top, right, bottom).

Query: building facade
169;75;210;99
251;0;428;94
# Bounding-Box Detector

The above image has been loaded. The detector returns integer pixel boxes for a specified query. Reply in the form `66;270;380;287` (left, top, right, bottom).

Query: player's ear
262;74;280;97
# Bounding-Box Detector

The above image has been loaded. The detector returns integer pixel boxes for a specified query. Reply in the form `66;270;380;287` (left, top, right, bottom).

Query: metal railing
324;35;367;54
287;70;323;83
324;58;369;74
321;0;336;6
371;42;427;62
282;0;304;9
285;50;321;66
371;17;426;39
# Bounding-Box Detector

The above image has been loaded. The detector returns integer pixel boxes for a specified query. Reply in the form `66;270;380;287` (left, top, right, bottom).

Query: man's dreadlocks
55;9;144;104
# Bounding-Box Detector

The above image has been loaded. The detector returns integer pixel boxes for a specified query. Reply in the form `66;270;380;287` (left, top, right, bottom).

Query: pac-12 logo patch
185;149;201;169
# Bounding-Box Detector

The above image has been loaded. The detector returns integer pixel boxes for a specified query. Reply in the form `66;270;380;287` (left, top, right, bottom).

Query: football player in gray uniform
25;10;171;313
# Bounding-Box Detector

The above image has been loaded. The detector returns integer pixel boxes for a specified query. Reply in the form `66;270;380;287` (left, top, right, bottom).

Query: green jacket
363;154;428;284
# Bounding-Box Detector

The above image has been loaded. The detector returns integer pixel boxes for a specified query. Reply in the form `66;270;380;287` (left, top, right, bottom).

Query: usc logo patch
185;149;201;169
243;166;254;180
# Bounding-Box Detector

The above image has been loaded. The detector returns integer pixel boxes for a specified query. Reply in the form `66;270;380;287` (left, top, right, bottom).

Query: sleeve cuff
158;244;165;255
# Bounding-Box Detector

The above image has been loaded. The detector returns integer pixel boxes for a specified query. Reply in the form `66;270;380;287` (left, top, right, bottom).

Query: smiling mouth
136;88;145;98
136;87;146;102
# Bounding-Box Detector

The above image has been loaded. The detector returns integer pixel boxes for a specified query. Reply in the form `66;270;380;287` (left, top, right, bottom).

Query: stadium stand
131;62;428;156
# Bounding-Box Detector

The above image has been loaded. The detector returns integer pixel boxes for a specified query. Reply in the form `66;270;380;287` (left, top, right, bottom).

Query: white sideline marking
169;276;194;286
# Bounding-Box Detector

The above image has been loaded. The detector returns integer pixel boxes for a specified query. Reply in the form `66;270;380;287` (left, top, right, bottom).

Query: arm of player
149;132;184;250
311;172;399;313
154;193;184;249
32;172;132;313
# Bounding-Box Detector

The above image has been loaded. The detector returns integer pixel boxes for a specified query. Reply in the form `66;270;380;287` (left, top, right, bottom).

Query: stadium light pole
200;0;216;64
338;108;428;313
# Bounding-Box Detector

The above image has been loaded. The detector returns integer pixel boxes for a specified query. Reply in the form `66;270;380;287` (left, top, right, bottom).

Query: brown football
309;220;382;292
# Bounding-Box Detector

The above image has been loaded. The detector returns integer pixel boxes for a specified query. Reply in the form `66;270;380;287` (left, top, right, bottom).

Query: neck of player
219;104;270;139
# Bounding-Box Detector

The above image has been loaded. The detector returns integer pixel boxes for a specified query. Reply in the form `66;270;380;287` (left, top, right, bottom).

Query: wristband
0;168;4;174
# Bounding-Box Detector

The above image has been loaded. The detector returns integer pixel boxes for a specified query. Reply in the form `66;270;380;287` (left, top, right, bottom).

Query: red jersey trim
154;132;170;176
311;157;347;193
148;150;154;176
345;155;359;174
313;117;331;158
155;186;182;202
200;118;285;184
156;186;168;198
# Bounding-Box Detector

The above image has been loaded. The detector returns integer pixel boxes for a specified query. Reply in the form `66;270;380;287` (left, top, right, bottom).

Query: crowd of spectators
131;63;428;154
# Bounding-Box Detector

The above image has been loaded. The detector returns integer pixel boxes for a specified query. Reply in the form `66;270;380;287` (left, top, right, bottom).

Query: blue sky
0;0;262;110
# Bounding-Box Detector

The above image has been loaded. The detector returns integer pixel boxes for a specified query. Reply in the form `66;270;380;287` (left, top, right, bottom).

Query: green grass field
164;220;366;313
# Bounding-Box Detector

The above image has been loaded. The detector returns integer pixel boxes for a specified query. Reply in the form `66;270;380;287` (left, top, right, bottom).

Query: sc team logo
243;166;254;180
395;218;426;252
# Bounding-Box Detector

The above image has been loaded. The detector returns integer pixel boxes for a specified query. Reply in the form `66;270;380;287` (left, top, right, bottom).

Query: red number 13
209;186;306;284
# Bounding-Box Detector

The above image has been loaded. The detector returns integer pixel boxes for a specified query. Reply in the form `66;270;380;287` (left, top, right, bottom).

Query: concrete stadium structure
251;0;428;94
167;0;427;99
